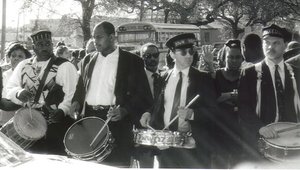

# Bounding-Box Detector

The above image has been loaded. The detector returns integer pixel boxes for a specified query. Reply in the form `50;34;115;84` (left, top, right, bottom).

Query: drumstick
162;94;200;130
27;102;33;120
277;123;300;134
89;105;120;147
147;124;155;131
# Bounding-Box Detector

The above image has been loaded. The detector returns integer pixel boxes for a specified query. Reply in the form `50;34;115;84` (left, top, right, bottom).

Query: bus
116;22;201;52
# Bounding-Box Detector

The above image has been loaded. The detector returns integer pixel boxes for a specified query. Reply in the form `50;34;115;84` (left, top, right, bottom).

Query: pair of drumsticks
90;94;200;147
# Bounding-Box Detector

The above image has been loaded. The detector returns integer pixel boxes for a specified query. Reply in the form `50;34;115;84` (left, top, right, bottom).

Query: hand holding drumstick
90;105;120;147
163;94;200;130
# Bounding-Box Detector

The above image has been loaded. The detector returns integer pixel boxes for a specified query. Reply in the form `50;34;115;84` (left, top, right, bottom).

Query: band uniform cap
225;39;241;49
30;30;52;43
262;24;291;42
166;33;196;50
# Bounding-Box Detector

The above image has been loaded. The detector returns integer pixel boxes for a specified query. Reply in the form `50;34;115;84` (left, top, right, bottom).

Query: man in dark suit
238;24;300;161
140;33;219;168
133;43;162;168
71;21;148;168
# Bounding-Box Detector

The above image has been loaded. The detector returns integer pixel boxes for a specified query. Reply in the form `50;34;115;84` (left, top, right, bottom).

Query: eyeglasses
143;53;160;59
173;47;196;56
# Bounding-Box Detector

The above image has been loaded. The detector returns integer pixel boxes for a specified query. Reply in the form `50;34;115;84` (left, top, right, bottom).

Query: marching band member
238;24;300;161
71;21;148;168
140;33;219;168
6;30;78;155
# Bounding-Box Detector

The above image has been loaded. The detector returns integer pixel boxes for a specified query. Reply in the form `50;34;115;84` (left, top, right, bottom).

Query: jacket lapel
84;52;98;92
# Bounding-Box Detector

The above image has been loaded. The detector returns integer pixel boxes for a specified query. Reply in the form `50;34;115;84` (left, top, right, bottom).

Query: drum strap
255;63;262;118
34;57;55;103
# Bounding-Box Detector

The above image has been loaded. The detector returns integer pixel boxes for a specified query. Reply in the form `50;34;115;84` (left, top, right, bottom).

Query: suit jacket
72;48;149;119
149;66;219;155
133;69;163;128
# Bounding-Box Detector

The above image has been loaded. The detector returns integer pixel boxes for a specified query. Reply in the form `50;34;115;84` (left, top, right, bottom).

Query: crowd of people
0;21;299;169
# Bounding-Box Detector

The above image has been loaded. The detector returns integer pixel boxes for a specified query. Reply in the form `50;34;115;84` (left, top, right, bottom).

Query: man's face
142;46;160;72
92;26;114;55
262;36;287;61
170;46;195;69
33;39;53;61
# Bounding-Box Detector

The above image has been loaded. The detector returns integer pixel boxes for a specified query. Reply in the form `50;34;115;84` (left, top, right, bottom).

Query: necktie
169;71;182;131
152;73;159;100
275;65;285;119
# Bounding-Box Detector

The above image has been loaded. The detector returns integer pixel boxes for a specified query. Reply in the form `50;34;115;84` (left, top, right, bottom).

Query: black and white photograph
0;0;300;169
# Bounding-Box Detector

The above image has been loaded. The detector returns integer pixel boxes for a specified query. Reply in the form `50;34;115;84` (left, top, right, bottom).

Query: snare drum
0;107;47;149
133;129;191;148
259;122;300;163
64;117;114;162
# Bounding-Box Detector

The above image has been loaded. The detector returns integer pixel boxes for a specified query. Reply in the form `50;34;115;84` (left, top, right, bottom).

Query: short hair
94;21;115;35
55;45;69;57
140;43;159;57
6;42;31;59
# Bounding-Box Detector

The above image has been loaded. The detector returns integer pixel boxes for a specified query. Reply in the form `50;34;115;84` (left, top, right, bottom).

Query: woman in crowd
202;39;244;168
0;42;31;126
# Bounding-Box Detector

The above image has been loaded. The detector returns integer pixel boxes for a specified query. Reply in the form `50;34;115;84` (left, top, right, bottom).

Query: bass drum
0;107;47;149
259;122;300;163
64;117;114;162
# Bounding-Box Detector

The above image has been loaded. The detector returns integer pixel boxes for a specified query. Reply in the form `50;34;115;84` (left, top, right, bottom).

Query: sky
1;0;136;29
1;0;82;28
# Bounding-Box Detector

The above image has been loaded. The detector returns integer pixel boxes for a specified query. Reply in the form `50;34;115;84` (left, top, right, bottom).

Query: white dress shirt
164;66;190;132
265;58;285;122
85;48;119;105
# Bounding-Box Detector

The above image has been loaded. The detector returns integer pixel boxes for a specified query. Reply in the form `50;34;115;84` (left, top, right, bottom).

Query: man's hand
259;126;278;139
48;109;65;124
140;112;151;128
107;106;127;121
201;45;215;64
177;107;194;121
16;90;34;103
70;101;81;120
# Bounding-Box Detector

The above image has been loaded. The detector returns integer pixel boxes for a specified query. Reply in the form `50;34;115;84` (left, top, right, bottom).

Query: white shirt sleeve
55;62;79;115
6;61;26;105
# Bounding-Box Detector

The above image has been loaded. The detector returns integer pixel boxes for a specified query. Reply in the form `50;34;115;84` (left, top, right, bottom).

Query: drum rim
64;116;112;156
263;122;300;149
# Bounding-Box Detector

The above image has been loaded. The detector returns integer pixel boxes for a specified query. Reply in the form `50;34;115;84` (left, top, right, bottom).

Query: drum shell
0;108;47;149
133;129;188;147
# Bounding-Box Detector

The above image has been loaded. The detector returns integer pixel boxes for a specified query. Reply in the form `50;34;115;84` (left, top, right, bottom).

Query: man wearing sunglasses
140;33;219;168
133;43;163;168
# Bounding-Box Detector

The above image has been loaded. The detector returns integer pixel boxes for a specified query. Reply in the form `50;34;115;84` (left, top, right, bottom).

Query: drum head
64;117;109;155
265;122;300;148
14;108;47;140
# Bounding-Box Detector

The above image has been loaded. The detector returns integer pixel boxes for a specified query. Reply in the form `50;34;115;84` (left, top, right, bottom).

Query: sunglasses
143;53;160;59
173;47;196;56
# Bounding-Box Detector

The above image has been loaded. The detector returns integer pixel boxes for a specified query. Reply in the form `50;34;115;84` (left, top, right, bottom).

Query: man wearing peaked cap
238;24;300;162
5;30;78;155
139;33;219;168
